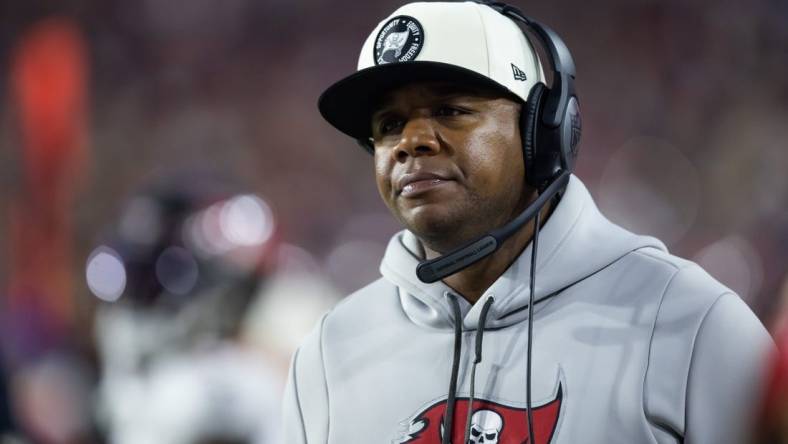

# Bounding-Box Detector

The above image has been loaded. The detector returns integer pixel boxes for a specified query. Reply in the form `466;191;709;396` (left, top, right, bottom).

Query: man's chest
324;308;664;443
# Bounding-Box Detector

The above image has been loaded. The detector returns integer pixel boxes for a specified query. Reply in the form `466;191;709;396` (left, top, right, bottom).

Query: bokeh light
85;246;127;302
693;236;764;302
219;194;274;247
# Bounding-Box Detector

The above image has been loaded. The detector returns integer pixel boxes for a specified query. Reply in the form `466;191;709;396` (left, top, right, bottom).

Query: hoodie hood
379;174;666;330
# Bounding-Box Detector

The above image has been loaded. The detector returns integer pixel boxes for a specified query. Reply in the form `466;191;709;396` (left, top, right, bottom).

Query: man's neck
423;202;553;304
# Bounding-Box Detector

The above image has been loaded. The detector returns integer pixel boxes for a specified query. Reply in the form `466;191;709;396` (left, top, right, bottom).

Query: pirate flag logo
374;16;424;65
397;383;563;443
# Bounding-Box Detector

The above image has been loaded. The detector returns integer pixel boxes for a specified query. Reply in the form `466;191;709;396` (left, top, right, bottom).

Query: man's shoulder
629;246;731;303
627;247;764;344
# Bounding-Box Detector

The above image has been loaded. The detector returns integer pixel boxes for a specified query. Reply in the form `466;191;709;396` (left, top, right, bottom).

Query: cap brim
318;61;516;140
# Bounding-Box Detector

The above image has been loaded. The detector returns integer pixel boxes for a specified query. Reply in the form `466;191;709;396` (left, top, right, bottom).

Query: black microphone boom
416;171;570;283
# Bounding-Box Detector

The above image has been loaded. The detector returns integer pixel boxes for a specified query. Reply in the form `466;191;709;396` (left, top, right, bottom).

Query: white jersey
283;175;773;443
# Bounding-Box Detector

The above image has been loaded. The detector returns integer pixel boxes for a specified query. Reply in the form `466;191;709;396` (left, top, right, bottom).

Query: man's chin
402;210;481;254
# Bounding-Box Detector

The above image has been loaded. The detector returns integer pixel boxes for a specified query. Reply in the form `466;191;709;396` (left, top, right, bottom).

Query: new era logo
511;63;527;81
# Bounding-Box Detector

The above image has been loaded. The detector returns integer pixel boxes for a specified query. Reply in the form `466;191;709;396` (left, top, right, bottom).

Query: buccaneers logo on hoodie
397;384;562;443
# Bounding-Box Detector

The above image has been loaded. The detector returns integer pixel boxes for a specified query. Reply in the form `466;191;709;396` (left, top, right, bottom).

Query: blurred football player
88;173;281;444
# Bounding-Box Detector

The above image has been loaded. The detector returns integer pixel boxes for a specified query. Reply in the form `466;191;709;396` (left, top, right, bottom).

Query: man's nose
393;117;441;161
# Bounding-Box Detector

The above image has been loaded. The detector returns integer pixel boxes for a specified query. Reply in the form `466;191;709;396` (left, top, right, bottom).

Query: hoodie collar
379;175;666;330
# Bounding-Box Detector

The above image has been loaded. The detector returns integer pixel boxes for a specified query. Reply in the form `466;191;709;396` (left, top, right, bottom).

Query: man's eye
378;118;404;135
434;105;465;117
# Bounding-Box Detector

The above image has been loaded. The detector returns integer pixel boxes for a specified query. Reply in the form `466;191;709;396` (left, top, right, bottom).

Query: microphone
415;171;570;283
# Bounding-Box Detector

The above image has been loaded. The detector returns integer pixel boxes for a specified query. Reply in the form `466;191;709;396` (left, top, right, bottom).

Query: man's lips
396;172;455;198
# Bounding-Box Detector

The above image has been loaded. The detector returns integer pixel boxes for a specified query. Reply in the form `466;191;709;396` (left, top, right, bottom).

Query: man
284;1;773;443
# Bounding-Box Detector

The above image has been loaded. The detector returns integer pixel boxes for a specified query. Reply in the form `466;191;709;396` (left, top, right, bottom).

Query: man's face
371;81;531;252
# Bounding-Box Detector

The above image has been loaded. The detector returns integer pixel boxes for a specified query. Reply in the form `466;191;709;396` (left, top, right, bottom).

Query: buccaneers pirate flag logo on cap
396;383;563;443
374;16;424;65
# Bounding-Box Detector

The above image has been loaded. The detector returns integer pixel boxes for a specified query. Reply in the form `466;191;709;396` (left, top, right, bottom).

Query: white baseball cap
318;1;545;140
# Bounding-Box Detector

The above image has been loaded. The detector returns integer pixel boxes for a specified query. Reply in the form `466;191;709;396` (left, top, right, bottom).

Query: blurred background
0;0;785;442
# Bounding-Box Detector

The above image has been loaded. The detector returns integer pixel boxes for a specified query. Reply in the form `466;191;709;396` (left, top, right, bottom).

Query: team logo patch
374;15;424;65
396;383;562;443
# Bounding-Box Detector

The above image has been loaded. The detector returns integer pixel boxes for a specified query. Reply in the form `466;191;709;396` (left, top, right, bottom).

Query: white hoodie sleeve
283;316;330;443
684;293;774;444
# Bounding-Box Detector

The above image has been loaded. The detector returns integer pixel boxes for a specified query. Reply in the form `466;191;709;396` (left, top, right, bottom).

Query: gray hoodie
283;175;773;443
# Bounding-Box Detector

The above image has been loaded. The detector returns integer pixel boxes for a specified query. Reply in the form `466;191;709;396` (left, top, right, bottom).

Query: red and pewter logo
396;383;563;444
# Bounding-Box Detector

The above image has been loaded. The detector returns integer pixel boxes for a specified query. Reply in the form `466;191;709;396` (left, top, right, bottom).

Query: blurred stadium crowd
0;0;785;442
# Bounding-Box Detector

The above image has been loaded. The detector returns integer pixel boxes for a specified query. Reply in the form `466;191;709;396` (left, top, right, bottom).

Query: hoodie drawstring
442;294;496;444
463;296;494;443
442;295;462;444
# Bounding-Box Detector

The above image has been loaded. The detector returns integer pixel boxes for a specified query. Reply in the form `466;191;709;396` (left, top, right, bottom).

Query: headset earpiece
522;82;566;191
558;93;582;173
522;83;545;189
